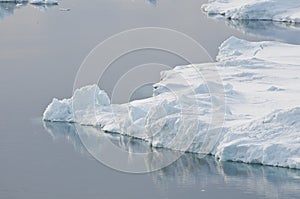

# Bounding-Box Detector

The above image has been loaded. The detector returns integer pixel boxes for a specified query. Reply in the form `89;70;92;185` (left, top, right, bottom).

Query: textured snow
202;0;300;24
216;108;300;168
44;37;300;169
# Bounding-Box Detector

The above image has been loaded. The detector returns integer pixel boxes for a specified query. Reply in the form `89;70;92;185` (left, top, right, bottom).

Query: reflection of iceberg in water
30;3;57;12
145;0;157;6
44;122;88;155
44;121;300;198
45;121;183;173
0;2;57;21
0;2;26;20
154;155;300;198
213;17;300;44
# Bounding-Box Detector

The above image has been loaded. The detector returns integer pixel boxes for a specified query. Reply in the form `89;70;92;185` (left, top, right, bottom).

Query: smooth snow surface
202;0;300;24
44;37;300;169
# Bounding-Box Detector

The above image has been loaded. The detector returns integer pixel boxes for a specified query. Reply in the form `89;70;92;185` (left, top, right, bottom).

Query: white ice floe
202;0;300;24
43;37;300;169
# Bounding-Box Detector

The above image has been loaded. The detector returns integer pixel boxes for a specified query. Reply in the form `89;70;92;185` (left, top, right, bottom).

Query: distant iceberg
29;0;58;5
202;0;300;24
0;0;58;4
43;37;300;169
0;0;57;21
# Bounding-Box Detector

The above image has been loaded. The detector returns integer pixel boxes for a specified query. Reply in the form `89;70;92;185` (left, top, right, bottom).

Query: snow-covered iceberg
202;0;300;24
44;37;300;169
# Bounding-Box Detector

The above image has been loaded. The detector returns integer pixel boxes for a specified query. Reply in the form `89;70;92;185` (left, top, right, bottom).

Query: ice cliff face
216;108;300;168
43;37;300;169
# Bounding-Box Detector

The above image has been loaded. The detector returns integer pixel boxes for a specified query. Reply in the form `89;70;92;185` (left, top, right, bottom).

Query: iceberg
202;0;300;24
43;37;300;169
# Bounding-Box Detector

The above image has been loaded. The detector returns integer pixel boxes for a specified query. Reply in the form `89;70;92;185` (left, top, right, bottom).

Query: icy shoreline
202;0;300;24
43;37;300;169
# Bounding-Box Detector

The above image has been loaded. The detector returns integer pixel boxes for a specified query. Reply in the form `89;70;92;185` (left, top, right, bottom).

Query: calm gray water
1;0;300;198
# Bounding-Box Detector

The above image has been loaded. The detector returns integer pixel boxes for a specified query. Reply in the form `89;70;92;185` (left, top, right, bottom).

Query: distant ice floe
0;0;58;21
0;0;58;4
202;0;300;24
201;1;300;45
43;37;300;169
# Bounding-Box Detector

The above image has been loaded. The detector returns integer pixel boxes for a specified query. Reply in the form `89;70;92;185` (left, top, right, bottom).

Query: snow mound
43;85;110;123
202;0;300;24
43;37;300;169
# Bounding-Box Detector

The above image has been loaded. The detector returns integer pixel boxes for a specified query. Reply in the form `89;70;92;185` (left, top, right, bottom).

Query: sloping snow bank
44;37;300;169
202;0;300;24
